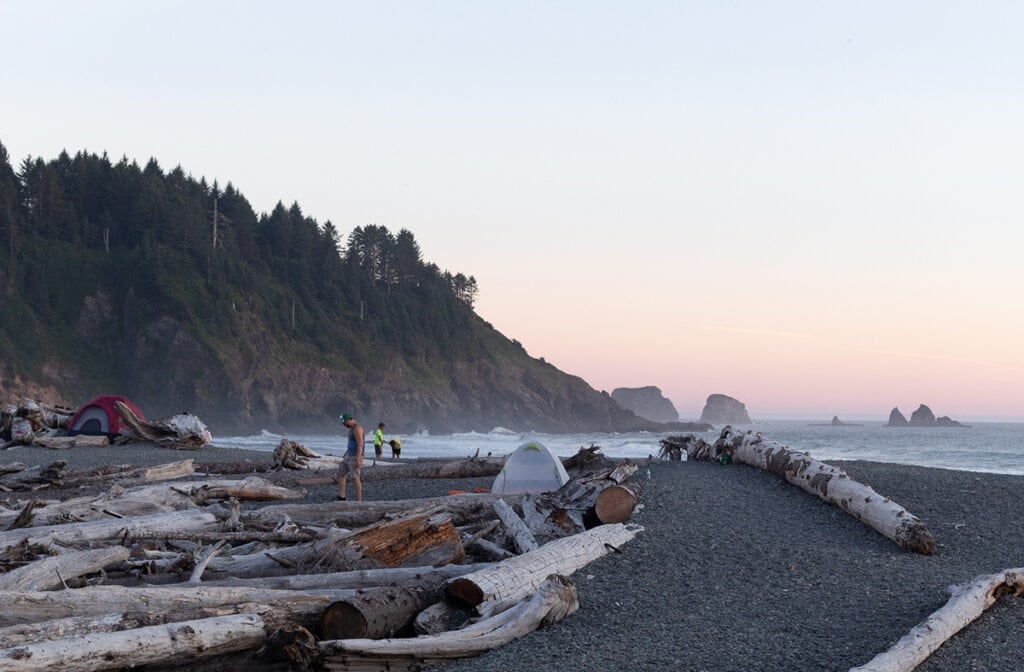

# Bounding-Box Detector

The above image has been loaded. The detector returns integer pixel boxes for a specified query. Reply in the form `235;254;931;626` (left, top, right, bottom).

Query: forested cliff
0;142;665;434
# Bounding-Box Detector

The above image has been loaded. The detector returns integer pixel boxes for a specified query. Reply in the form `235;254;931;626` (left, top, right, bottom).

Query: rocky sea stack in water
886;404;968;427
610;386;679;423
698;393;751;425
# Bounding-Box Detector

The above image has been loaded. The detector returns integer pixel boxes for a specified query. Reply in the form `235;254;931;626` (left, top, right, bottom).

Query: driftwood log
661;428;936;554
447;522;642;617
319;576;448;640
318;574;578;668
850;567;1024;672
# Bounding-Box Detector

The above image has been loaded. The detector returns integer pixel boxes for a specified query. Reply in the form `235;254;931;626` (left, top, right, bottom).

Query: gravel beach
4;442;1022;672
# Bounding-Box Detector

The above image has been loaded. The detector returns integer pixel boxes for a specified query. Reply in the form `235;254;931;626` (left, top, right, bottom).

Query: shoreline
2;443;1023;670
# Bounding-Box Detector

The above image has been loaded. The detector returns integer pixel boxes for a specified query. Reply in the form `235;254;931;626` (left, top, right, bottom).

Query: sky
2;1;1022;421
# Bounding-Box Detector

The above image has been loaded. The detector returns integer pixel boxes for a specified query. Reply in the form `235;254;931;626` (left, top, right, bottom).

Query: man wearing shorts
336;413;364;501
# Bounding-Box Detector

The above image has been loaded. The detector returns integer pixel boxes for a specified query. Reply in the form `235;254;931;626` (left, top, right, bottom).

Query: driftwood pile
0;449;643;671
0;398;210;451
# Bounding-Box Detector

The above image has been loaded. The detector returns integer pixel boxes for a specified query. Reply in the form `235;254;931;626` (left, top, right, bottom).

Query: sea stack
610;386;680;423
887;407;909;427
699;394;751;425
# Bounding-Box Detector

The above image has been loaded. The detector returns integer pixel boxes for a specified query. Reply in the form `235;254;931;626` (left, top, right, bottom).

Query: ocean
210;419;1024;476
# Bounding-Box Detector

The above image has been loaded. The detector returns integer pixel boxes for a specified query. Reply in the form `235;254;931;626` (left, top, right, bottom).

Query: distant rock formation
810;416;862;427
887;408;909;427
887;404;967;428
699;394;751;425
611;386;679;424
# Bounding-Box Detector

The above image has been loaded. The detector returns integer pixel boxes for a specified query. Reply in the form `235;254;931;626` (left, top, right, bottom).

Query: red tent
67;394;146;438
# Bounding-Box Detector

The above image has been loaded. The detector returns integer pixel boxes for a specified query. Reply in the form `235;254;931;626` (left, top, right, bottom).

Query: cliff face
699;394;751;425
2;289;667;436
610;386;680;423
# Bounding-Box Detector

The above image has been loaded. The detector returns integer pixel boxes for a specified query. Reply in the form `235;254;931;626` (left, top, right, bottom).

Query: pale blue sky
3;1;1022;419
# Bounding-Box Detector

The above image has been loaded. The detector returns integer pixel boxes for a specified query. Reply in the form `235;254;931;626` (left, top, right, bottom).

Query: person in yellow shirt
388;437;402;459
373;422;385;463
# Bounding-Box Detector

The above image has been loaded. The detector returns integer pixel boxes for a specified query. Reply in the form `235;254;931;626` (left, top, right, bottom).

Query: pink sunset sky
2;2;1021;421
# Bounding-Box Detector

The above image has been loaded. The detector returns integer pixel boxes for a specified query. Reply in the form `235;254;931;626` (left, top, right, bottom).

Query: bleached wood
247;492;509;529
670;428;936;554
201;563;490;590
31;435;110;449
0;510;220;557
0;585;357;626
447;523;641;617
320;574;578;662
850;567;1024;672
0;613;266;672
492;498;538;554
0;547;130;591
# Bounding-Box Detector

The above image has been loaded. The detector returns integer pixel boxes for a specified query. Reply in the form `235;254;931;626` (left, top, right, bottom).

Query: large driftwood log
319;574;578;667
850;567;1024;672
0;510;221;558
246;492;507;529
0;585;357;626
0;613;266;672
0;547;130;591
447;522;641;617
202;563;490;591
267;455;506;485
319;577;447;640
663;428;936;554
114;400;210;449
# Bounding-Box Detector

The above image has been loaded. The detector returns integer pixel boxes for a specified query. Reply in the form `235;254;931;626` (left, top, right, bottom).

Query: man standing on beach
336;413;364;501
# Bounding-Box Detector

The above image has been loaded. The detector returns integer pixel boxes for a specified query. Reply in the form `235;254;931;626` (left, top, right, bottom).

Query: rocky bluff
699;394;752;425
886;405;968;427
611;386;679;423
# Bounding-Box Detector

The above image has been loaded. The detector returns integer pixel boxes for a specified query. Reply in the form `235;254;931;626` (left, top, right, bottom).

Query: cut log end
591;485;638;526
319;601;367;640
446;577;485;607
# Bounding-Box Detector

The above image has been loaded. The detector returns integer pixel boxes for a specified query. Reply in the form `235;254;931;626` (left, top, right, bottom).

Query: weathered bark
0;463;27;476
246;492;508;529
0;585;357;626
335;512;465;569
850;567;1024;672
0;601;336;649
520;462;640;540
664;428;936;554
319;574;578;665
266;455;506;485
492;498;538;554
201;563;491;591
178;476;303;504
0;510;221;558
30;435;109;449
412;600;467;636
114;400;210;450
319;577;447;640
0;547;130;591
0;613;266;672
447;522;641;617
